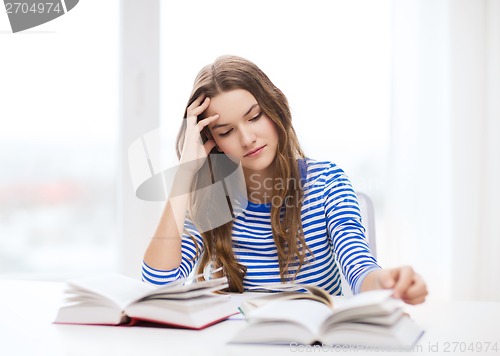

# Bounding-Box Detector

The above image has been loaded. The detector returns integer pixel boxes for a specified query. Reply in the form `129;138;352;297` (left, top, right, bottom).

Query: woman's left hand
362;266;428;305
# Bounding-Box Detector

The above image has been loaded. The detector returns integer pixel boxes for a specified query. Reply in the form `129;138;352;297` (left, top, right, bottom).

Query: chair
340;191;377;296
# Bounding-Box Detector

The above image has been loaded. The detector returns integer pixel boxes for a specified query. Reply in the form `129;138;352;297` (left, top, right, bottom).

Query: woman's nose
240;127;256;147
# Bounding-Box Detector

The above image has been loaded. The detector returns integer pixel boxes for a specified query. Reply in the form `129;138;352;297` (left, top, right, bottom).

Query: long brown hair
176;55;311;292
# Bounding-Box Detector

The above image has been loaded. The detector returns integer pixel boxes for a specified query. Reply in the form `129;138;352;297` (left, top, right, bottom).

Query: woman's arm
143;95;219;273
322;163;427;304
322;163;381;293
143;169;196;270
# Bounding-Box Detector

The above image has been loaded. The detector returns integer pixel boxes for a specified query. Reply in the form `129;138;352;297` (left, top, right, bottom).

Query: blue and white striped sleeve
322;163;380;294
141;218;204;286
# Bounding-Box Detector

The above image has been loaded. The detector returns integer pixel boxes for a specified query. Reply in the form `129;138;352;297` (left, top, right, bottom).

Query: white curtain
388;0;500;301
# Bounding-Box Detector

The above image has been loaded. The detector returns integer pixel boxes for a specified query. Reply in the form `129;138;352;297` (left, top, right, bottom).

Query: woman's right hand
179;94;220;175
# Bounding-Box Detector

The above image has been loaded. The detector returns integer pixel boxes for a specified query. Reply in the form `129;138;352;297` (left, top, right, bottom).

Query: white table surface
1;279;499;356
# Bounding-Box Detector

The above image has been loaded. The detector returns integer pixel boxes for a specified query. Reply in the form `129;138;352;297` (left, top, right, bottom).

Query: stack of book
230;283;425;349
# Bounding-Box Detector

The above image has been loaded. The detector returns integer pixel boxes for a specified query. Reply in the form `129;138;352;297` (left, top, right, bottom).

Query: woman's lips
245;145;265;157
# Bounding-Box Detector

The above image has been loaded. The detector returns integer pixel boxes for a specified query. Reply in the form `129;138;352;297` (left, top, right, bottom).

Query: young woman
142;55;428;305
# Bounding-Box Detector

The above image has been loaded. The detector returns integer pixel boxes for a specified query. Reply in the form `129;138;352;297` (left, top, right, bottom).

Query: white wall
389;0;500;301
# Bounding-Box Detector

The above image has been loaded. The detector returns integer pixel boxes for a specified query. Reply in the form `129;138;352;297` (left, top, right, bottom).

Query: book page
322;290;401;325
246;299;333;336
334;290;393;309
143;285;229;300
146;277;228;297
321;315;424;349
67;274;154;309
245;282;333;307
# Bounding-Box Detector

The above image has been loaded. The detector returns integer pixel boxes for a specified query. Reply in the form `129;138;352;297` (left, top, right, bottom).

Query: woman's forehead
206;89;258;119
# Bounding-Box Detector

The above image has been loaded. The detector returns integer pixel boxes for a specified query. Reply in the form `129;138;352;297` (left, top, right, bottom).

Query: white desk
1;279;499;356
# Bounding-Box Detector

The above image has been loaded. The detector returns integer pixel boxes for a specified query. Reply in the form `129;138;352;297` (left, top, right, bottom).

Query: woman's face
206;89;279;174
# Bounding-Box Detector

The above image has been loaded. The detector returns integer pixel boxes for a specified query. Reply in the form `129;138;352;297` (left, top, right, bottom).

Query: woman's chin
242;157;276;174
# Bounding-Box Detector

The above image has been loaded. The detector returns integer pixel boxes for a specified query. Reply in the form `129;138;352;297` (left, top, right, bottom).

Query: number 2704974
5;2;62;14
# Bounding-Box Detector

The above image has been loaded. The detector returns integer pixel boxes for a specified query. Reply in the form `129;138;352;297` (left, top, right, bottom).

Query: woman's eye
218;113;262;137
250;112;262;121
219;129;232;137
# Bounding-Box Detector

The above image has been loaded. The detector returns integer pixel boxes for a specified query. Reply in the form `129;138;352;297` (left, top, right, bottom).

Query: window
0;0;120;279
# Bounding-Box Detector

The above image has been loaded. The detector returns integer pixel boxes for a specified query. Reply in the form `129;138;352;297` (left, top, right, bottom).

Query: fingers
377;270;395;289
391;266;414;299
401;274;428;305
370;266;427;305
186;94;206;113
186;114;220;133
187;95;211;118
185;94;219;134
197;114;220;131
183;114;220;157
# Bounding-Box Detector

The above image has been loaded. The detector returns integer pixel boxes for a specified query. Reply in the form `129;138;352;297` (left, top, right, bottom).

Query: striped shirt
142;158;380;295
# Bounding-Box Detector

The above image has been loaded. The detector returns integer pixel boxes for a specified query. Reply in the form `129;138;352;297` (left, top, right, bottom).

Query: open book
54;274;237;330
238;282;334;315
231;288;424;349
